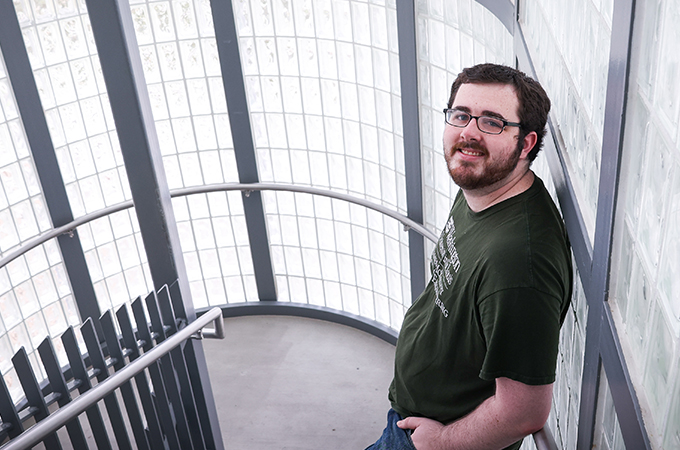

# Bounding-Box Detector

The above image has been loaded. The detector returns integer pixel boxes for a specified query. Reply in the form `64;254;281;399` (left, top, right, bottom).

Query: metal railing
534;424;559;450
0;182;438;270
0;306;224;450
0;182;559;450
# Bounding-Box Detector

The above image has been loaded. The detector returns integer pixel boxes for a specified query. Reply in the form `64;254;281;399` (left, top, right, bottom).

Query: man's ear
520;131;538;160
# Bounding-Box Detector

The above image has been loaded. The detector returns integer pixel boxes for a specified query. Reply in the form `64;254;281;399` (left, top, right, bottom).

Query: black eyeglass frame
443;108;522;135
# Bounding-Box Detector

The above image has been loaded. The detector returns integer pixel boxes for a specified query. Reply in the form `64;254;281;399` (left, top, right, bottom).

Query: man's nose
460;117;482;141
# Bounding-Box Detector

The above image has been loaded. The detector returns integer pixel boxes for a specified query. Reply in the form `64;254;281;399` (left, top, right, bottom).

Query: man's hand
397;416;446;450
395;378;552;450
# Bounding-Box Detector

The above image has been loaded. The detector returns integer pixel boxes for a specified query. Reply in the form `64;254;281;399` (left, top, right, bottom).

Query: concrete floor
202;315;396;450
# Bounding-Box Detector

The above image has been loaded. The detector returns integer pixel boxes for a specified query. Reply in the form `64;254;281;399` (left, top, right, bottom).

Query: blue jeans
365;409;417;450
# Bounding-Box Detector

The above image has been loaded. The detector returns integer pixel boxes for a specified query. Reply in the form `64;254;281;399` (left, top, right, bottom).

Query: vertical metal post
584;0;649;448
209;0;277;301
474;0;516;34
0;0;100;326
82;0;192;313
395;0;426;301
81;0;223;448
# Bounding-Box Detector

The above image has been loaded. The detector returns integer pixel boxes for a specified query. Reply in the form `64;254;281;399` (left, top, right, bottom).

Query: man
367;63;572;450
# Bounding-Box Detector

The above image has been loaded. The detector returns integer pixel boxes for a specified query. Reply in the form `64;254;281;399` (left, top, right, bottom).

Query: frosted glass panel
520;0;611;243
541;264;587;450
1;46;76;383
608;0;680;448
232;0;412;329
11;0;162;311
128;0;257;307
592;367;627;450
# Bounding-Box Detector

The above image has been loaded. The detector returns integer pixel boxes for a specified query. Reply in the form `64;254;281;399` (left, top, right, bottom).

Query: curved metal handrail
533;425;559;450
0;183;558;450
0;183;438;270
0;307;224;450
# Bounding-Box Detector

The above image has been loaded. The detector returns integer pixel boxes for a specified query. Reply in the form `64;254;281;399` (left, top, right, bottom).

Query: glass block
49;63;77;105
658;164;680;322
255;38;279;75
620;93;649;228
59;16;88;60
15;279;39;318
38;22;68;65
642;303;674;425
636;0;662;93
0;291;22;330
636;128;672;269
592;367;624;450
131;5;154;44
149;1;176;42
664;373;680;449
173;0;199;39
654;1;680;133
3;368;23;403
272;0;295;36
625;249;653;369
59;102;87;143
324;280;342;310
8;322;31;354
11;200;39;242
25;311;47;348
42;301;67;335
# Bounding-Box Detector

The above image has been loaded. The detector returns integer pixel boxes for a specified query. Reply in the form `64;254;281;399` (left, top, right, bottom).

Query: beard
447;140;522;190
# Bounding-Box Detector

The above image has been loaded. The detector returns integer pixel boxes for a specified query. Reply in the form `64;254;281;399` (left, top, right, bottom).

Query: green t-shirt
389;176;572;445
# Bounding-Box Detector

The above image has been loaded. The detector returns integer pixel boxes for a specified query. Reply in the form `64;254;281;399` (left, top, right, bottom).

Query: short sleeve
478;287;564;385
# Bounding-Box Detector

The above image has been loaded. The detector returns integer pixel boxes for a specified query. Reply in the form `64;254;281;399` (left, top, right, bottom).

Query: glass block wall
518;0;602;447
549;268;588;449
520;0;613;244
519;148;587;450
11;0;156;317
0;50;80;401
127;0;258;309
609;0;680;447
230;0;413;329
592;366;627;450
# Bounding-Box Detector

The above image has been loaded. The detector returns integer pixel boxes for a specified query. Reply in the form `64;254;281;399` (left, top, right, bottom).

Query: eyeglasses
443;108;522;135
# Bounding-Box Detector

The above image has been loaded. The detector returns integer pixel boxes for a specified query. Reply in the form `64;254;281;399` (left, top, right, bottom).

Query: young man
366;64;572;450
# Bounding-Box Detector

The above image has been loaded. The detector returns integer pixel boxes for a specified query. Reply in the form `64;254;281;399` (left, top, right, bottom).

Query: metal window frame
396;0;427;302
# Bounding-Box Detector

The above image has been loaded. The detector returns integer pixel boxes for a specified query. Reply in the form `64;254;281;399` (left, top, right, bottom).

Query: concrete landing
202;315;395;450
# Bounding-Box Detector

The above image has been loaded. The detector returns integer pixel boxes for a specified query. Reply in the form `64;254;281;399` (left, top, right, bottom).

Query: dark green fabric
389;176;572;443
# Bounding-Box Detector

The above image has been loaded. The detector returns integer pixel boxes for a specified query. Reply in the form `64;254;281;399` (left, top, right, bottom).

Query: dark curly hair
447;63;551;162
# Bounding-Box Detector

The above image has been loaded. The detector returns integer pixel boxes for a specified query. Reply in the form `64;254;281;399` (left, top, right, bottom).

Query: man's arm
397;377;553;450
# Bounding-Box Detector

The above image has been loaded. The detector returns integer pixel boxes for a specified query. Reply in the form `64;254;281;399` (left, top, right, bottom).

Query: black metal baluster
99;311;151;450
144;291;196;450
171;280;221;450
157;286;206;450
11;347;62;449
80;318;133;450
132;295;182;450
61;326;113;450
37;337;89;449
0;365;24;440
116;302;167;450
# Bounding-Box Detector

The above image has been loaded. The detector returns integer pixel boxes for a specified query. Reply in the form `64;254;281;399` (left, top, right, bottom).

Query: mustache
452;141;487;154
